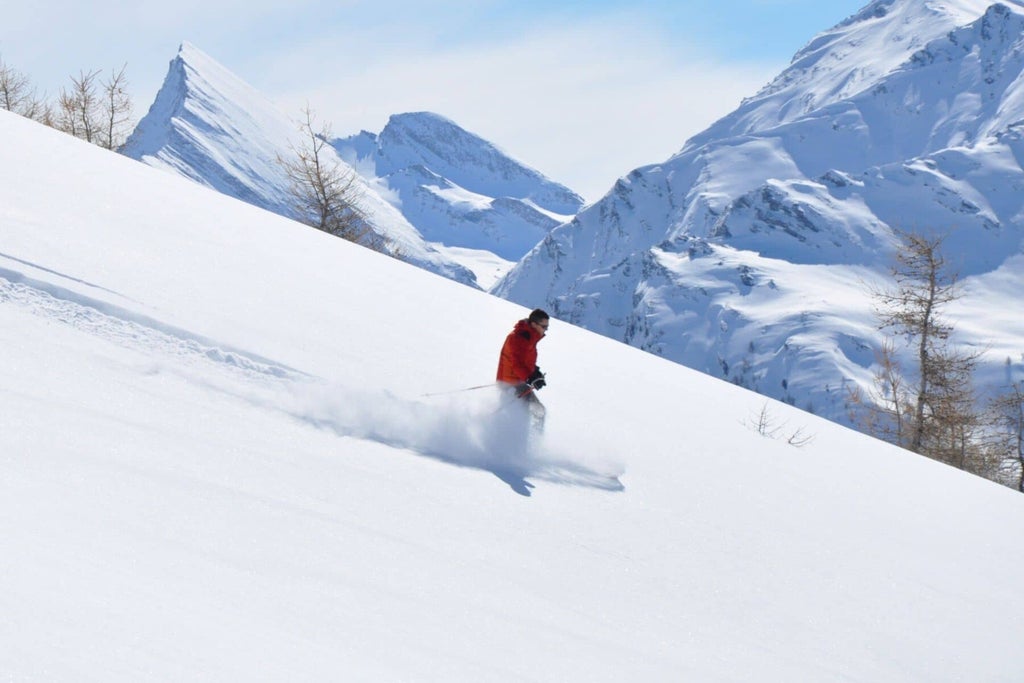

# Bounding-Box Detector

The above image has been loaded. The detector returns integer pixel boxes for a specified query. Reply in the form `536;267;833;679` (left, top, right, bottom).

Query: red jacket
496;319;543;384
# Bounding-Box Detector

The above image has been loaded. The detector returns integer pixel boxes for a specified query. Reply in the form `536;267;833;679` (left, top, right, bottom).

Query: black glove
514;382;533;398
527;367;546;390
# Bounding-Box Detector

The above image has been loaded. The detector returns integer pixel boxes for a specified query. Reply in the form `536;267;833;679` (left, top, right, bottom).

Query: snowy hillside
121;42;478;287
335;112;583;266
4;105;1024;680
496;0;1024;426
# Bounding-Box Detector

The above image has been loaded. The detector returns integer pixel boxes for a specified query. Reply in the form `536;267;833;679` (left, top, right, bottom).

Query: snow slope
495;0;1024;426
3;109;1024;680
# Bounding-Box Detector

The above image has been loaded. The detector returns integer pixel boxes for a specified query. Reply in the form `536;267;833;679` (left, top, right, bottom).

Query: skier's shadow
486;465;537;497
375;425;622;498
491;460;624;497
420;449;624;498
413;438;624;498
499;473;536;496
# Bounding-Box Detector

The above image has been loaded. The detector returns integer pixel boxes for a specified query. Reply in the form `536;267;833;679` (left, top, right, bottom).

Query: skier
496;309;549;428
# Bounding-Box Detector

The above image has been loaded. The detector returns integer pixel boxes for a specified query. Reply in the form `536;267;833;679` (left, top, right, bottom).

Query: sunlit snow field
3;110;1024;681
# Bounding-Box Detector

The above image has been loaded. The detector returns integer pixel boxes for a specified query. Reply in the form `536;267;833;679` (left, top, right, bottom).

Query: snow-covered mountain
495;0;1024;425
122;43;581;290
121;42;480;287
335;112;583;264
5;105;1024;681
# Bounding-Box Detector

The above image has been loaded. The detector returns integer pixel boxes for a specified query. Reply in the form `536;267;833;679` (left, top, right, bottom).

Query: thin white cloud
261;15;779;201
5;2;781;202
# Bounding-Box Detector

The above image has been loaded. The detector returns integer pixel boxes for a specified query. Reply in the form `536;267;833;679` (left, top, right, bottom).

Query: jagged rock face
495;0;1024;425
334;112;583;262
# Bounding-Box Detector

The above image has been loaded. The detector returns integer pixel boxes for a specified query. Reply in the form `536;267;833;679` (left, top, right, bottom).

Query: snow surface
3;108;1024;680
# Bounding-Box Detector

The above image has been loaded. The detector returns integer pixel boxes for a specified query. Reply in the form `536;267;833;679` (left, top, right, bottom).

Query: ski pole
420;383;497;398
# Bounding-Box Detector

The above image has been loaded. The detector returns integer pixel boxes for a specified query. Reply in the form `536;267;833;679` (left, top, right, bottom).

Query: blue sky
4;1;868;200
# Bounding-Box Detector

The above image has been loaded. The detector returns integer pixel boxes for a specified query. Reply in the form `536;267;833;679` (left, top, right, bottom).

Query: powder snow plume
277;381;624;495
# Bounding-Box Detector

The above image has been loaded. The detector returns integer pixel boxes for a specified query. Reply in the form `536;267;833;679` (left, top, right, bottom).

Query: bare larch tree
279;106;372;244
868;230;982;467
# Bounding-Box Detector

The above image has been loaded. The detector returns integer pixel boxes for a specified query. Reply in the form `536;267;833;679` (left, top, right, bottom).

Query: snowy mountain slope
122;44;583;290
689;0;1005;144
335;112;583;263
5;106;1024;682
496;0;1024;425
121;42;478;287
340;112;583;214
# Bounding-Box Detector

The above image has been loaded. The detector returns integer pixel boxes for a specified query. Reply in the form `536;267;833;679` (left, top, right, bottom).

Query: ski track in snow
0;268;623;495
0;268;301;383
